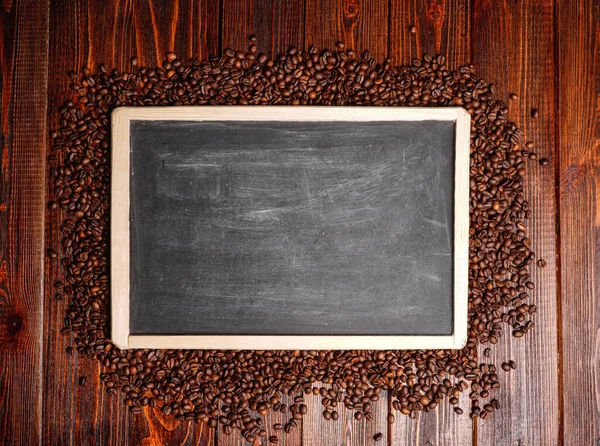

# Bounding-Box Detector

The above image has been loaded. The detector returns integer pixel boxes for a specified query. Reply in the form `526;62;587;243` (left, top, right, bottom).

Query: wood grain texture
215;394;302;446
0;0;49;445
389;1;473;444
301;385;389;446
472;0;560;444
391;398;472;446
221;0;305;56
130;0;220;66
0;0;49;443
304;0;389;61
557;0;600;443
389;0;471;67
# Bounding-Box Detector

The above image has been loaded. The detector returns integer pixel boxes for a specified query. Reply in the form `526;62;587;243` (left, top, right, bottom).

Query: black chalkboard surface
110;107;470;350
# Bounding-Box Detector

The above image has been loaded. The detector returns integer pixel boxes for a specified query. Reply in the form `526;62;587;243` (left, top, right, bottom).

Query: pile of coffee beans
48;40;538;442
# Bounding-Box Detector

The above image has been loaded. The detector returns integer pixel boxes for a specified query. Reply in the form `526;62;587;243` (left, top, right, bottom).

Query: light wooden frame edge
110;106;471;350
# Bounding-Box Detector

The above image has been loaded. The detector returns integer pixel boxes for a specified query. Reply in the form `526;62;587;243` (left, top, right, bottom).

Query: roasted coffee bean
50;44;536;441
374;432;383;441
531;108;539;118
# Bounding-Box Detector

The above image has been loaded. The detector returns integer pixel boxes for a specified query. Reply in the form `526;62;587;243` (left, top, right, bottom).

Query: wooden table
0;0;597;445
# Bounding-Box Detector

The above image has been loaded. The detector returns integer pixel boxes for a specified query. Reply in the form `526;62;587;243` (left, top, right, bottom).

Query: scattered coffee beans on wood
48;41;537;441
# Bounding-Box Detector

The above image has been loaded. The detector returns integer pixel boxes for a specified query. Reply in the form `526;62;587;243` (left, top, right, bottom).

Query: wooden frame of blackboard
110;106;470;350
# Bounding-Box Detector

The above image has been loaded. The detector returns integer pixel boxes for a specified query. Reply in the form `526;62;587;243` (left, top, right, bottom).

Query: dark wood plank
303;385;389;446
472;0;560;444
388;0;473;443
304;0;388;61
0;0;49;444
42;1;219;444
389;0;470;67
221;0;305;57
215;394;302;446
557;0;600;443
391;398;472;446
261;395;303;446
131;0;220;66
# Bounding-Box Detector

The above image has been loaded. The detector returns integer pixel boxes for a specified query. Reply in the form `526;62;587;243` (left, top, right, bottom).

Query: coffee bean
509;93;518;100
387;413;395;424
537;259;547;268
513;330;525;338
539;158;549;166
531;108;539;118
454;407;463;415
374;432;383;441
501;362;511;372
269;435;278;443
410;26;417;33
47;249;58;259
49;45;536;441
78;376;87;386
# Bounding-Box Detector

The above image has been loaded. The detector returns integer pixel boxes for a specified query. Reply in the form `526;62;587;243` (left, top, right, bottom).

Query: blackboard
110;106;470;350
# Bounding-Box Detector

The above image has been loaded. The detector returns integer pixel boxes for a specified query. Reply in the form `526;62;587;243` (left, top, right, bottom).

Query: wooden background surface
0;0;597;445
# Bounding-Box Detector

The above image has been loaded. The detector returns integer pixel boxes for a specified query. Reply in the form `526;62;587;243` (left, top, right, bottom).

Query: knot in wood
0;310;23;345
426;1;444;23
